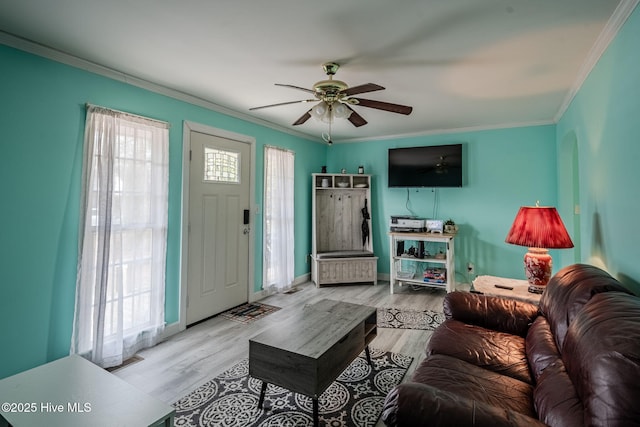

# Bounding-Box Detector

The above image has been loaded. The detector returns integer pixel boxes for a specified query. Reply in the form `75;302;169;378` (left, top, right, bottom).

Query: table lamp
505;204;574;294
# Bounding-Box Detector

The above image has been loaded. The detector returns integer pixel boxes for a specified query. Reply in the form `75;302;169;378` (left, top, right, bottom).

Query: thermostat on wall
426;219;444;234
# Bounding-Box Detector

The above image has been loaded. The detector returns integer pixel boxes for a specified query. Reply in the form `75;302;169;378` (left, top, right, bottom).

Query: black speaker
418;241;425;259
397;241;404;256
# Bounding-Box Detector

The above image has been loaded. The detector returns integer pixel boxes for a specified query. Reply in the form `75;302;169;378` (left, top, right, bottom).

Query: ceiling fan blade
352;98;413;115
341;83;385;97
345;105;368;127
249;99;315;111
292;110;312;126
275;83;316;94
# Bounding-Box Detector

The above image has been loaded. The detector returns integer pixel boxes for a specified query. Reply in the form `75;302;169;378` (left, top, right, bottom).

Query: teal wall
326;125;559;283
0;44;324;379
556;5;640;293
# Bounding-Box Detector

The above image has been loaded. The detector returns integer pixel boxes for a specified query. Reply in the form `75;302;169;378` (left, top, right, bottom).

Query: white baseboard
162;321;183;340
251;273;312;302
293;273;311;286
249;289;268;302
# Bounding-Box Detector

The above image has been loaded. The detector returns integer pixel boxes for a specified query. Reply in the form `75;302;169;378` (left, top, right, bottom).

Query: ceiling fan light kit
310;101;353;124
250;62;413;131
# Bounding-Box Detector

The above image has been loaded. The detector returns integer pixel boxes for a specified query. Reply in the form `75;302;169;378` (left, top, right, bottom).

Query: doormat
377;307;445;330
173;348;412;427
220;302;281;324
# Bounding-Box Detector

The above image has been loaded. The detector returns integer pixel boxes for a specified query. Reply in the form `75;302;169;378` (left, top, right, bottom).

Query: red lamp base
523;248;552;294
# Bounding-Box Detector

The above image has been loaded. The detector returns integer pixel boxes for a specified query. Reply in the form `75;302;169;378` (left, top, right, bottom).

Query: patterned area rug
219;303;281;324
377;307;445;330
173;348;412;427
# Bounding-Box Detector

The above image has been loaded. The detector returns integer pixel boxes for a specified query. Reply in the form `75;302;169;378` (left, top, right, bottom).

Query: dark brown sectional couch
382;263;640;426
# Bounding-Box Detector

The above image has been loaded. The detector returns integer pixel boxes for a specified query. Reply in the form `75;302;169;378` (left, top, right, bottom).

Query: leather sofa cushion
539;264;631;352
428;319;533;384
563;292;640;426
411;354;537;417
382;382;547;427
527;315;584;427
526;316;560;380
444;291;539;337
534;361;584;427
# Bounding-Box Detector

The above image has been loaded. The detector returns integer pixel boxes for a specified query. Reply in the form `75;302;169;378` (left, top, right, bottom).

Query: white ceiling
0;0;635;143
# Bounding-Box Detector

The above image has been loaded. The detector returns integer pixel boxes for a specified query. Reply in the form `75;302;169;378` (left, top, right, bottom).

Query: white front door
186;130;251;325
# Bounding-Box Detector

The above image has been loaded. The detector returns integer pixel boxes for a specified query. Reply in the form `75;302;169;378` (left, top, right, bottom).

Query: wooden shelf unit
388;231;456;294
311;173;377;287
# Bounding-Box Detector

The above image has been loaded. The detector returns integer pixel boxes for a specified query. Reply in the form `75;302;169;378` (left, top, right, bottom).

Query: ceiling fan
249;62;413;127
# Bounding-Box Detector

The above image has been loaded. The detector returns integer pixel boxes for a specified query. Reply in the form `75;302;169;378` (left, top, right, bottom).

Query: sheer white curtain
263;146;295;292
71;105;169;368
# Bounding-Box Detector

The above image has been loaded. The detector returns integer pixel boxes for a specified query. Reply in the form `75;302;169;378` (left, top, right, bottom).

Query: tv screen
388;144;463;188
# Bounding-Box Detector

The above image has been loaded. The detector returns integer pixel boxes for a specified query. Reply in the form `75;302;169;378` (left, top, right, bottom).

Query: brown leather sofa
382;263;640;426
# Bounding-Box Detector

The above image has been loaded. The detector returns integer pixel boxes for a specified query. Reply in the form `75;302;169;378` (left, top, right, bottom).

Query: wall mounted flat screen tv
388;144;463;187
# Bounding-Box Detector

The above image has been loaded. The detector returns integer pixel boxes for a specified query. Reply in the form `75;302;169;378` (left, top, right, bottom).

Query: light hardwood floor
114;280;468;423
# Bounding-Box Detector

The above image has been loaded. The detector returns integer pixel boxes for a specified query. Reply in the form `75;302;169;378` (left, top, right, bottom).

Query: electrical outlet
467;262;475;275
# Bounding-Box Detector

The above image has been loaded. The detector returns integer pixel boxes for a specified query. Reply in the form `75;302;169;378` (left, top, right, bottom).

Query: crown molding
334;119;555;144
4;0;634;147
0;31;320;144
554;0;639;122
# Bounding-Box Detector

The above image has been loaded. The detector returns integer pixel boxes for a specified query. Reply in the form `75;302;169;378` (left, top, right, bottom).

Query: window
204;147;240;183
263;146;294;291
71;105;169;368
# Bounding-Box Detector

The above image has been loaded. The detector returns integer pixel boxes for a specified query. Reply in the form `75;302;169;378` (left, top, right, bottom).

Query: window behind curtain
71;105;169;368
263;146;295;292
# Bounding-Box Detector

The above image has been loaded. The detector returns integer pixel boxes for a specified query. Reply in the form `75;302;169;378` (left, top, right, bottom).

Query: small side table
472;275;542;305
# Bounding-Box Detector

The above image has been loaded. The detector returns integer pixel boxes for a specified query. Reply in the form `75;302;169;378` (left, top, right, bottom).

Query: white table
472;275;542;305
0;355;174;427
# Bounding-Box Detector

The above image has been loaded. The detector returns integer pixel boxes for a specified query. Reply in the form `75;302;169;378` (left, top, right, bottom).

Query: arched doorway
559;130;581;264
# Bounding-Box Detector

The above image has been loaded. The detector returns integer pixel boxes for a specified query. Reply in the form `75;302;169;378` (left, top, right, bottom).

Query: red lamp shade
505;206;574;293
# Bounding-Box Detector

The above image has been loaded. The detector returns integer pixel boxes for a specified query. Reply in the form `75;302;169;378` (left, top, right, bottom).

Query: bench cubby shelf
311;173;377;287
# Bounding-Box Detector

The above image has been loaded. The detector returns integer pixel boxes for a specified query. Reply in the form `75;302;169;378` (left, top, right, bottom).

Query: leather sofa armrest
444;291;539;336
382;383;547;427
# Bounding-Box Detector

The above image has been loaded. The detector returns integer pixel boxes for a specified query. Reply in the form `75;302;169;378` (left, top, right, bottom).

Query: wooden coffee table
248;299;377;427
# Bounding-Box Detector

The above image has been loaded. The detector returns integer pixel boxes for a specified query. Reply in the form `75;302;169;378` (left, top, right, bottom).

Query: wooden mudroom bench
312;250;378;287
311;173;377;287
